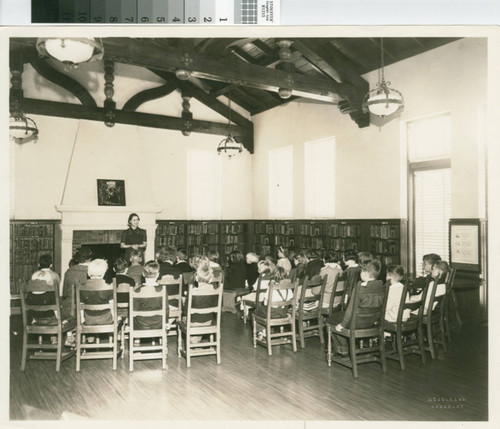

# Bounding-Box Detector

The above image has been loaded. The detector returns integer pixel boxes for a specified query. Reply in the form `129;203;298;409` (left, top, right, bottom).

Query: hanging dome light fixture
362;38;404;118
217;92;243;159
9;69;38;145
36;37;104;67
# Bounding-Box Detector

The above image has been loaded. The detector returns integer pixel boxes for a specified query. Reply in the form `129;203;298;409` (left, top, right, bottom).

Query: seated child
79;259;114;325
26;254;70;324
184;262;220;344
240;260;275;317
114;257;135;319
412;253;442;291
342;249;361;306
245;252;260;289
276;246;292;276
132;260;167;330
410;260;449;315
126;249;144;278
332;261;384;355
175;247;195;273
318;252;344;309
384;265;410;323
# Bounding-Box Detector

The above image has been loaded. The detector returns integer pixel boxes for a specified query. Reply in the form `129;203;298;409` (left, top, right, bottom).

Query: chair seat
384;317;419;332
332;324;380;338
254;306;290;320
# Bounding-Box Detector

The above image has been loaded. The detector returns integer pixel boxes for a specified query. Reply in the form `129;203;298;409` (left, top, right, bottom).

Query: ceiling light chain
104;60;116;128
362;38;404;118
217;92;243;159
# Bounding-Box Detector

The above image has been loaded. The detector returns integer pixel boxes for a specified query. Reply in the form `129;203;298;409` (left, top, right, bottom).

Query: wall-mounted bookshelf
10;220;59;297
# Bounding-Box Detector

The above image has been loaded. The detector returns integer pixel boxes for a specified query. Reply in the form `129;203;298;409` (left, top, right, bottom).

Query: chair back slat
20;279;62;327
76;278;118;325
185;281;223;326
23;279;55;293
349;280;389;333
327;274;344;318
395;281;429;327
343;267;361;309
265;279;298;318
129;284;167;331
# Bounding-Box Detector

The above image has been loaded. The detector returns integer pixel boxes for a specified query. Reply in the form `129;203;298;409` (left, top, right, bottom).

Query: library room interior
5;30;499;422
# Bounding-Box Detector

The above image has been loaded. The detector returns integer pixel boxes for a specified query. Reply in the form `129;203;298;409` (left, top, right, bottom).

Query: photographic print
3;21;498;427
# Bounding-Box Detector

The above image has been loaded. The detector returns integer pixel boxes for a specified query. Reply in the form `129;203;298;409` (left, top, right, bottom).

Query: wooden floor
9;313;488;421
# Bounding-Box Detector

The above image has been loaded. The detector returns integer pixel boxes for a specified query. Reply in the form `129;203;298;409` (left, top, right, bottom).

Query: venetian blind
304;137;335;218
187;150;221;219
268;145;293;218
414;168;452;275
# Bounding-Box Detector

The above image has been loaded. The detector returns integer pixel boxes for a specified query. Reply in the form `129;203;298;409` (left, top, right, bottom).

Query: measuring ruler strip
32;0;279;24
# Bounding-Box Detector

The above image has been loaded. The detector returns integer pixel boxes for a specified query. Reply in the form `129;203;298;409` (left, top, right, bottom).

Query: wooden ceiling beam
122;82;178;112
28;57;98;107
149;69;253;129
21;98;254;153
102;38;349;102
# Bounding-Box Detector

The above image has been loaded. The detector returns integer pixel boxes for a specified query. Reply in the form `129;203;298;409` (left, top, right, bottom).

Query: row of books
324;238;360;251
222;234;244;244
370;225;399;239
157;236;186;247
187;223;219;235
157;223;186;236
371;240;400;255
187;235;219;245
12;237;54;252
11;224;54;237
221;223;245;234
188;244;219;256
254;223;275;235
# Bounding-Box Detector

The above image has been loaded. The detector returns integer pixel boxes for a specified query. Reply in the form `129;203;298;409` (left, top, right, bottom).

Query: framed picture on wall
449;218;481;273
97;179;126;206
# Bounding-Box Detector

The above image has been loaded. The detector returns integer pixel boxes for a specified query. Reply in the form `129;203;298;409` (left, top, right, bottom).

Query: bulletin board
449;219;481;273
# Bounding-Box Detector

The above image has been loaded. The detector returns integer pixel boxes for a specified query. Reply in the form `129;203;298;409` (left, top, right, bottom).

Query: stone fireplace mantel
56;205;162;284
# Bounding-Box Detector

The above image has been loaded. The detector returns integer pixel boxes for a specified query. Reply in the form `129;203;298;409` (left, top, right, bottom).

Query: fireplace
56;205;162;293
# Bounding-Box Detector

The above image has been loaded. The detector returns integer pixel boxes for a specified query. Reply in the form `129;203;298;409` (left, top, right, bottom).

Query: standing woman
121;213;147;261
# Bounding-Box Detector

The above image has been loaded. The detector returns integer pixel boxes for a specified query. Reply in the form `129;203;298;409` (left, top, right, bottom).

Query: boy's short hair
271;266;287;282
39;254;53;269
324;252;341;264
229;250;244;264
176;247;188;261
130;249;143;262
423;253;442;265
308;249;320;259
258;260;276;274
114;257;129;273
88;259;108;278
143;260;160;279
358;252;373;265
196;264;214;284
362;260;381;280
387;265;405;281
76;247;93;263
68;258;78;268
158;246;176;263
344;249;358;263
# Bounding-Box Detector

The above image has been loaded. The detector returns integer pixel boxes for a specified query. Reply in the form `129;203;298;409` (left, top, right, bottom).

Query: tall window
407;113;451;274
304;137;335;218
187;150;221;219
268;146;293;218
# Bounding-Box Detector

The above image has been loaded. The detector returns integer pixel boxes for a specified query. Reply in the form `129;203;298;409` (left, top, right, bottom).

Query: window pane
187;150;221;219
304;137;335;218
408;114;451;162
414;168;451;274
268;146;293;218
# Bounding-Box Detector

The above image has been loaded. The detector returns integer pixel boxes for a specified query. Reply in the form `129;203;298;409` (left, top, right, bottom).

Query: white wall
252;38;487;220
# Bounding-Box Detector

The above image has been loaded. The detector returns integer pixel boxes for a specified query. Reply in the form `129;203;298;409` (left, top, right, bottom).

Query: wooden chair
75;278;124;371
242;272;271;324
384;281;429;370
295;275;327;348
177;280;224;368
252;278;298;356
321;273;345;324
20;279;76;372
157;274;183;336
443;267;460;341
129;283;168;371
422;280;447;360
342;267;361;310
326;280;389;378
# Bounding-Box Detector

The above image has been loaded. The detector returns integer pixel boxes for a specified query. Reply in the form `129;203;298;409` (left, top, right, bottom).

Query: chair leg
76;331;81;372
252;317;257;348
216;333;221;365
299;320;305;349
318;316;325;345
21;331;28;371
379;333;387;374
112;332;117;370
349;338;358;378
129;333;133;372
326;326;332;367
440;317;447;353
266;323;272;356
243;305;248;325
418;325;426;364
427;323;435;360
396;332;405;370
56;331;62;372
162;332;167;370
291;321;297;353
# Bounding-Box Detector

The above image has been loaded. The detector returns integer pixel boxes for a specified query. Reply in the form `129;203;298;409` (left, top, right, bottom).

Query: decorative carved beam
150;69;254;129
28;57;97;107
21;98;254;153
122;82;178;112
102;38;349;102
